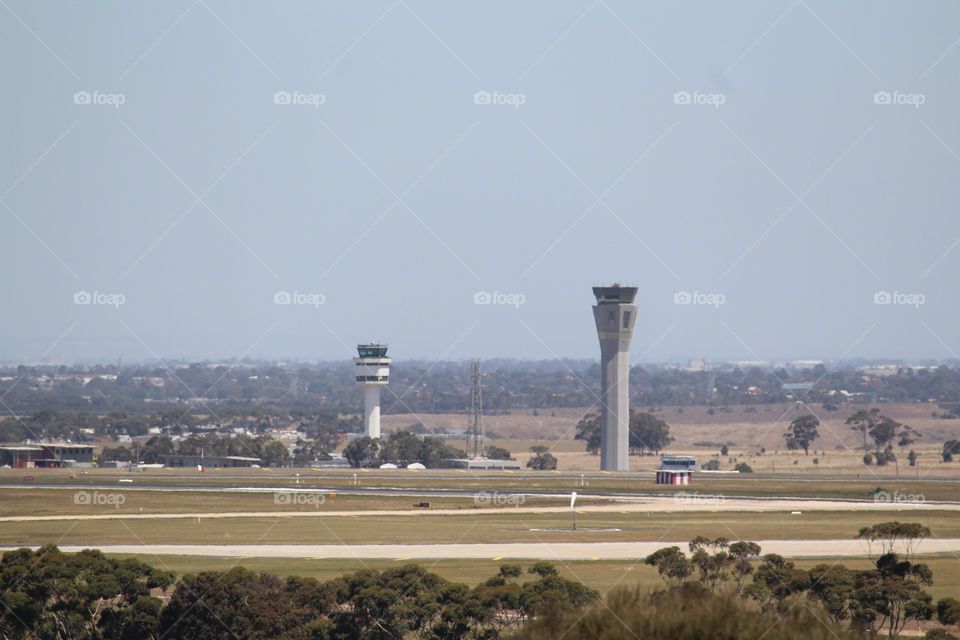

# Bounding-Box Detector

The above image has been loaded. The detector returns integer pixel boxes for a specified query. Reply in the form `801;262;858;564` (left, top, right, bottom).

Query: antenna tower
468;359;484;458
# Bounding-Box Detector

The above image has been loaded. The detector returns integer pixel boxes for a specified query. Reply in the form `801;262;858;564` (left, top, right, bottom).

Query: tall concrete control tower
592;285;638;471
354;343;391;438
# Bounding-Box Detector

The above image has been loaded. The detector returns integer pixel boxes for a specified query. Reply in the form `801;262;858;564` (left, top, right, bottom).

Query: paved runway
19;538;960;560
1;495;955;522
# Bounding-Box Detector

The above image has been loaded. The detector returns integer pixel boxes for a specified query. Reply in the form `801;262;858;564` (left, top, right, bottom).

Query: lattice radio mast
468;359;484;458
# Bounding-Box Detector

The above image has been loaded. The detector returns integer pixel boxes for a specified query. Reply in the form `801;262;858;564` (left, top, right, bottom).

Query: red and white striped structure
656;455;697;485
655;470;692;485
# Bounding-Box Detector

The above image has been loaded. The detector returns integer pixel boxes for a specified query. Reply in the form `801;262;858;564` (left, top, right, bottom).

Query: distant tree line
342;430;467;468
101;433;291;467
574;410;674;455
6;361;960;417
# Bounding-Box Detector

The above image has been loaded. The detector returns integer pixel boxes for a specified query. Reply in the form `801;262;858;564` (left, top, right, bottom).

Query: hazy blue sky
2;1;959;364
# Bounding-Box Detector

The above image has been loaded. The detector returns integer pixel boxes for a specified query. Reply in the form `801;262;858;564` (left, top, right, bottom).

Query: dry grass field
3;509;958;547
384;402;960;476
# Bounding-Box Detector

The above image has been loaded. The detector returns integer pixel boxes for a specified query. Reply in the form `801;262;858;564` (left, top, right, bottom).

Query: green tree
513;584;859;640
418;436;464;468
140;435;174;464
942;439;960;462
729;541;762;594
573;413;600;455
384;430;422;464
937;597;960;626
688;537;734;591
852;553;934;638
258;438;290;467
644;546;693;588
807;564;858;624
856;522;931;559
486;445;513;460
744;554;809;613
629;411;674;454
343;436;381;468
0;546;172;640
528;561;559;578
846;408;881;450
869;417;901;452
527;447;557;470
784;414;820;455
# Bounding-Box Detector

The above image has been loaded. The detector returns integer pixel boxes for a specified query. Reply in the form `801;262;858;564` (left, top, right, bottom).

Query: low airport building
656;455;697;485
0;443;95;468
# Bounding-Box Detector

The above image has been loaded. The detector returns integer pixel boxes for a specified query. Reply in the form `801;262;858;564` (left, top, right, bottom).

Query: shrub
937;597;960;625
702;460;720;471
486;445;512;460
527;450;557;470
734;462;753;473
512;585;859;640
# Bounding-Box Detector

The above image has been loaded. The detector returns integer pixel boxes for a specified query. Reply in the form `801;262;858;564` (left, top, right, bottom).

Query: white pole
571;491;578;531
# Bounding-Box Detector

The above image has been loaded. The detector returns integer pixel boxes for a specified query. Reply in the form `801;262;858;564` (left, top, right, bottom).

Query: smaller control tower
354;343;391;439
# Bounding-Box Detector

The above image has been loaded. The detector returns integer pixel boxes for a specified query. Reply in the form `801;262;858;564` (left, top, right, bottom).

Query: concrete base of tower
362;384;382;438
